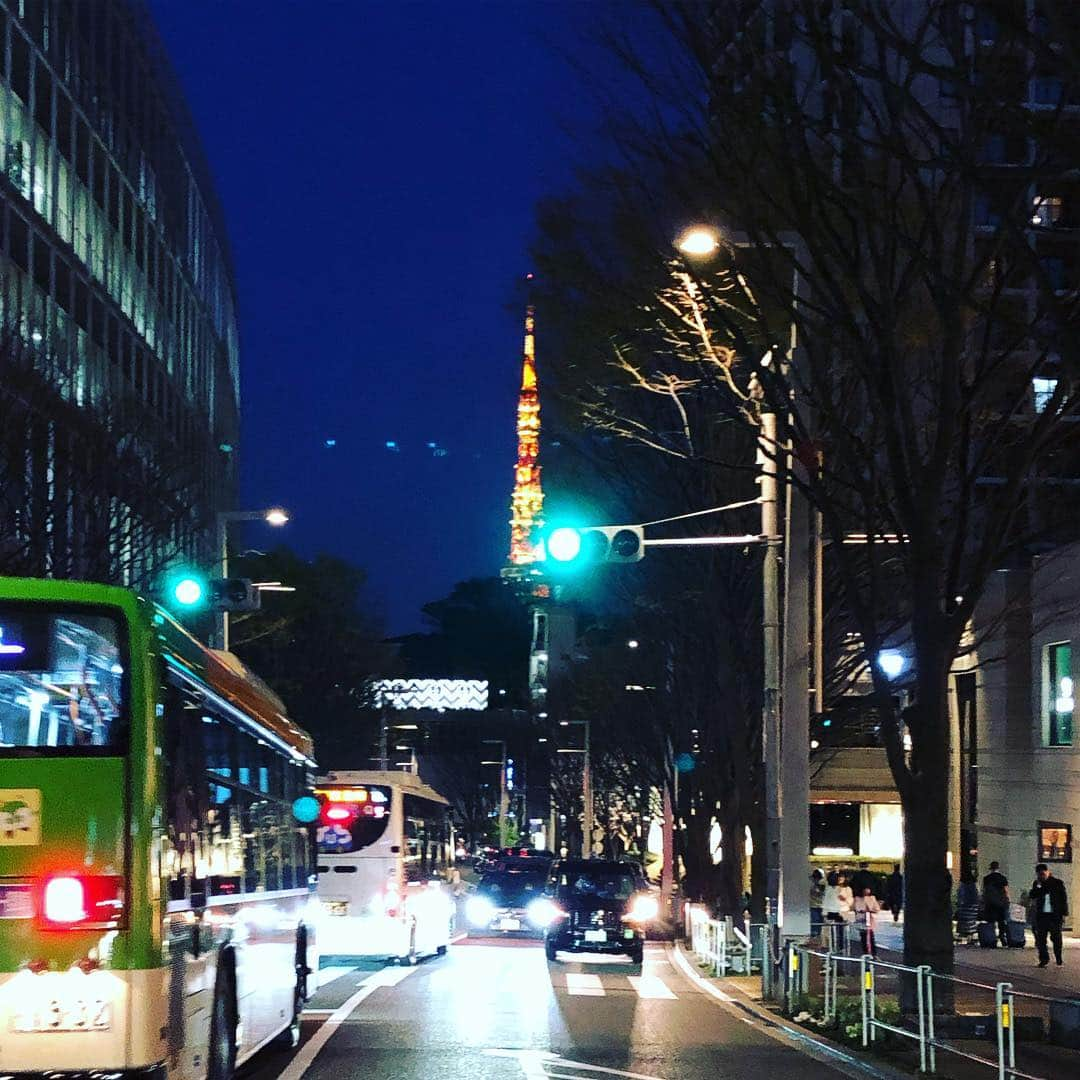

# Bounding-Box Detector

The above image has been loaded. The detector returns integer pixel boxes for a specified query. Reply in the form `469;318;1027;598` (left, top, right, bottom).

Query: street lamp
674;225;811;942
214;507;290;650
676;225;721;258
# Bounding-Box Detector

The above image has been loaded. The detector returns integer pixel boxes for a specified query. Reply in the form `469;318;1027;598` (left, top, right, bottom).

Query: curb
669;942;911;1080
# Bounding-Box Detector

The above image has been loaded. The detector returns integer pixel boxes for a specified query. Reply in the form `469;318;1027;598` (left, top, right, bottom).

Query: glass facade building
0;0;238;587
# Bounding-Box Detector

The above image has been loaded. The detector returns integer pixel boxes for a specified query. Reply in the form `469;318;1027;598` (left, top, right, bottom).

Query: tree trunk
896;628;956;1008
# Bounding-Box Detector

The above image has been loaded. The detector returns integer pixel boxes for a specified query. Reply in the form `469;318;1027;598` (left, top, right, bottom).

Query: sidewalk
872;920;1080;1000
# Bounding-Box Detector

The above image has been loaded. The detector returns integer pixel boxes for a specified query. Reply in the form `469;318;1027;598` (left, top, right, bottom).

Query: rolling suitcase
978;921;998;948
1006;920;1026;948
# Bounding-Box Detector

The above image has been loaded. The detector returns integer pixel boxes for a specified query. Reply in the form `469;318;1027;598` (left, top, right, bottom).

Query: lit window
1046;641;1073;746
1037;821;1072;863
1032;195;1064;227
1033;376;1058;413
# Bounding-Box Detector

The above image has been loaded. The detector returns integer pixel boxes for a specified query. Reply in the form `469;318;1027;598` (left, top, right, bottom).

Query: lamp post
556;719;592;858
214;507;289;649
676;226;811;940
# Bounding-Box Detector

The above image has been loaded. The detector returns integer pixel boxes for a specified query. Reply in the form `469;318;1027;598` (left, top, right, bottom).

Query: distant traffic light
209;578;261;613
167;572;207;610
543;525;645;567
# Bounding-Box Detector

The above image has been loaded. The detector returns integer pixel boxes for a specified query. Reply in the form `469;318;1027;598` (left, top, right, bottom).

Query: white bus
314;771;454;963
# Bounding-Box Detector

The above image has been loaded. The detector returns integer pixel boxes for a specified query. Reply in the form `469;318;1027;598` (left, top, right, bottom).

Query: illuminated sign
315;787;370;803
370;678;488;712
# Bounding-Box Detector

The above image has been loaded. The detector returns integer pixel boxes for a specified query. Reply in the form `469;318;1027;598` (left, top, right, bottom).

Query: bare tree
536;0;1080;975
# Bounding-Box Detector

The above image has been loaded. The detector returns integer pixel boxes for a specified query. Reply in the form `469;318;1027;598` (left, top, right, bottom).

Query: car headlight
527;898;566;927
623;894;660;923
466;896;496;926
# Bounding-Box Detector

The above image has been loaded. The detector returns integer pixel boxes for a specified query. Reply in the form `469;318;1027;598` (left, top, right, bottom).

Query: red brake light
320;802;359;826
39;875;124;929
44;877;85;923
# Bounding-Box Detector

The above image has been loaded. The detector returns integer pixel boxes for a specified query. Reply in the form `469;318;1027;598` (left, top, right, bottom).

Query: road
243;938;873;1080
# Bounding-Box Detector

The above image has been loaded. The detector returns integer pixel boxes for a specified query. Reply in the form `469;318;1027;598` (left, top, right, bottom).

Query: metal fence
681;904;1080;1079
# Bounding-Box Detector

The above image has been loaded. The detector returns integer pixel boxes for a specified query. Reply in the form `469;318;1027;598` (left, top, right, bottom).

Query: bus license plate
499;918;521;931
12;996;111;1032
324;900;349;917
584;929;607;943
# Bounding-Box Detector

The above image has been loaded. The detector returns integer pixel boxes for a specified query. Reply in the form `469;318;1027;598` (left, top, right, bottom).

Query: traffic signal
166;571;208;611
543;525;645;567
209;578;261;613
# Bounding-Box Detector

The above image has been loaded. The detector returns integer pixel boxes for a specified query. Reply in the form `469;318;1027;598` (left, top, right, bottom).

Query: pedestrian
850;861;875;897
854;887;881;956
981;860;1010;946
886;863;904;923
1029;863;1069;968
810;868;826;936
822;871;843;922
956;871;981;940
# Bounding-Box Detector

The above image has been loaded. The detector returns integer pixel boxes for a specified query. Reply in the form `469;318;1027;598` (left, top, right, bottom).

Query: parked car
534;859;657;964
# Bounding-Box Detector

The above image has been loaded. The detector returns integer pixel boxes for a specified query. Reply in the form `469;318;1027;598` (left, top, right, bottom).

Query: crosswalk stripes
562;972;678;999
565;973;605;996
628;974;677;999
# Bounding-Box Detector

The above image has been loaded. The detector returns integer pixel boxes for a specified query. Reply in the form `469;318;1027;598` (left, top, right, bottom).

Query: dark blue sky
151;1;617;632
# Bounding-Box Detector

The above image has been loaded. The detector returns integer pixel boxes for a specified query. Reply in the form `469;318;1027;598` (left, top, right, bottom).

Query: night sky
150;1;619;633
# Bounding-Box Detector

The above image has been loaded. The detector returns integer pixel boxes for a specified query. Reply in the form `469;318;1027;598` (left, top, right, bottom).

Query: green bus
0;576;318;1079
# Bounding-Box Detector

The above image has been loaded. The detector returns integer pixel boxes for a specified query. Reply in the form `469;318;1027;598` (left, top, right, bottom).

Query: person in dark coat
982;861;1010;946
886;864;904;923
850;861;876;898
1029;864;1069;968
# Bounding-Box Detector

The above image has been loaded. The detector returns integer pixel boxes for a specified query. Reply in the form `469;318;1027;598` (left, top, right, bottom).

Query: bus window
163;683;209;903
403;793;450;882
0;606;125;750
315;785;392;854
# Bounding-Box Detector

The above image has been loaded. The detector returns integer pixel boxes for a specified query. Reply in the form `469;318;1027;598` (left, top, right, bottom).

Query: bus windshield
0;606;125;751
315;785;392;853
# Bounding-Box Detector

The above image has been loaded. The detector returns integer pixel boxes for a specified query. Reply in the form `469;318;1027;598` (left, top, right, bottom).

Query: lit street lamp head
676;226;720;258
264;507;290;527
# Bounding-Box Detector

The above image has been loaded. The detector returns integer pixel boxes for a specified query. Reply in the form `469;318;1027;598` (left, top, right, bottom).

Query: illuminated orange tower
508;302;544;565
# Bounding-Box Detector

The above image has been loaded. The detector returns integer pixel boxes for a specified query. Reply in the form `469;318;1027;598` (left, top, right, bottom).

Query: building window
1032;195;1064;227
1046;641;1074;746
1037;821;1072;863
1033;376;1058;413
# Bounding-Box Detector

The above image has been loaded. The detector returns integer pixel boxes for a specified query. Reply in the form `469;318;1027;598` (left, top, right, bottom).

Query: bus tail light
39;875;124;929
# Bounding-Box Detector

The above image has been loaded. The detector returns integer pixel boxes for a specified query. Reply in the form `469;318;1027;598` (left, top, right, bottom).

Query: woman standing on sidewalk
854;887;881;957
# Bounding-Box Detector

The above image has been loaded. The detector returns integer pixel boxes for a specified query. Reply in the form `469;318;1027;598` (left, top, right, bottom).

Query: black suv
538;859;656;964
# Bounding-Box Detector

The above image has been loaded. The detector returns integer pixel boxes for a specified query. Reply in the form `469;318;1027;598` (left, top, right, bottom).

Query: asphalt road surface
243;939;871;1080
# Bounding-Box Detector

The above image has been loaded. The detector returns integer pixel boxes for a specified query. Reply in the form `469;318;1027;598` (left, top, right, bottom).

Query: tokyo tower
507;302;544;565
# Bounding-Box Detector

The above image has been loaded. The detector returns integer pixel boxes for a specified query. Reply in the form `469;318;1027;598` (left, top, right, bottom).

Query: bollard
995;982;1011;1080
924;969;937;1074
860;955;869;1047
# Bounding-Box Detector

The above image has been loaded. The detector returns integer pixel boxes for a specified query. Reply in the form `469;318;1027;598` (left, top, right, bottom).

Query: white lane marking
628;974;677;1000
277;964;417;1080
485;1049;666;1079
668;943;893;1080
565;972;605;996
668;943;733;1001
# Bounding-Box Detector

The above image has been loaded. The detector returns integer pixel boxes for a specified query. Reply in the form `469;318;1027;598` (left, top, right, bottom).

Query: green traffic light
167;572;206;609
547;527;583;562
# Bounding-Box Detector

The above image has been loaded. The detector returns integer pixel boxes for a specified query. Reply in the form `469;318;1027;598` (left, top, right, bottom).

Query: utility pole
781;465;811;937
760;411;782;927
581;718;593;858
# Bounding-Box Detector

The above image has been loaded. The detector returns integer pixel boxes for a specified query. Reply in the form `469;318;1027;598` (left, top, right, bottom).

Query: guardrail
685;904;765;977
681;904;1080;1078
